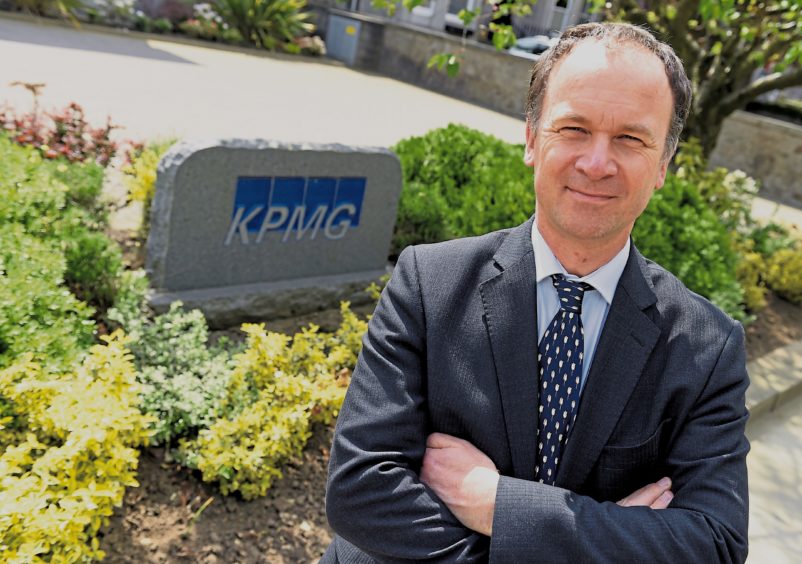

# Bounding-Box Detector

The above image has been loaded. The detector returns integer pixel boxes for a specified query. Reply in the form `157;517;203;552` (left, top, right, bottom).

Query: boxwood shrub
391;124;534;255
632;173;746;320
0;135;122;314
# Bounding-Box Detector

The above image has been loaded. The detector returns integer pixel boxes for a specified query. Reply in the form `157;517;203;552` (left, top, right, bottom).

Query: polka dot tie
535;274;594;485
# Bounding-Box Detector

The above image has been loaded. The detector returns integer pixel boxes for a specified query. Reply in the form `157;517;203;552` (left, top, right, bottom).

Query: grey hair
525;22;692;162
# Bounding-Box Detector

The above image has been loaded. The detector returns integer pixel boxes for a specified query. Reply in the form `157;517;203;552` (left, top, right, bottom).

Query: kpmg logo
225;176;366;245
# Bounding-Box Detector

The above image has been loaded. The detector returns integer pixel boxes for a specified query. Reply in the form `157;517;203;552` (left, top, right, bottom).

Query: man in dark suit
323;22;749;562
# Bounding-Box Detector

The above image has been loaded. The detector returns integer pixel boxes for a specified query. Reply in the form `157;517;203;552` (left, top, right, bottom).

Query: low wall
710;111;802;209
314;7;534;118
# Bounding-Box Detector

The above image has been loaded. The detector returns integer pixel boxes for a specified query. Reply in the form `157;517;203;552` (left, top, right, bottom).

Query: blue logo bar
225;176;366;245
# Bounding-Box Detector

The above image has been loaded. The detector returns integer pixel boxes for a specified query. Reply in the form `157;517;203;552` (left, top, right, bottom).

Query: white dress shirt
531;220;630;394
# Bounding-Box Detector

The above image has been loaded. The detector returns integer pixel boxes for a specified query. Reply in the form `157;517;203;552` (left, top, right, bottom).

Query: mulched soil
99;426;335;563
744;292;802;361
100;231;802;563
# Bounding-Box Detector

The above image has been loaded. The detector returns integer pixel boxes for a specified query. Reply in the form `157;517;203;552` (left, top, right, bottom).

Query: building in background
331;0;595;39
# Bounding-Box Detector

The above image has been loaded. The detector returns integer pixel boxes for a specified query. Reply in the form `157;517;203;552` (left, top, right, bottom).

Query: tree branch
661;0;703;63
721;67;802;114
762;26;800;63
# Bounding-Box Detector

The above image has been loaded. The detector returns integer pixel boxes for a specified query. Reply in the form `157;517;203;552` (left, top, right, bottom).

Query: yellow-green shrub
178;302;366;499
122;139;175;238
183;394;313;500
766;247;802;305
0;331;153;562
735;242;769;313
122;140;175;205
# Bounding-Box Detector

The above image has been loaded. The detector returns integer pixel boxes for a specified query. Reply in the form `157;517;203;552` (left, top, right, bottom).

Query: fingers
650;489;674;510
426;432;465;449
617;477;673;508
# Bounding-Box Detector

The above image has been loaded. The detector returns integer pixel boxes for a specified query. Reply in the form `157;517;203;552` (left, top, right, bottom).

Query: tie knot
551;274;593;314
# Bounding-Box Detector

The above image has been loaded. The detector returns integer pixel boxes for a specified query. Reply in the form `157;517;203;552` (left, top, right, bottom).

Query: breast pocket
590;419;672;501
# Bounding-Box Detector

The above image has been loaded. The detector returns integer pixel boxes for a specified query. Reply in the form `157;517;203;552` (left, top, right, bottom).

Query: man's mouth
565;187;614;202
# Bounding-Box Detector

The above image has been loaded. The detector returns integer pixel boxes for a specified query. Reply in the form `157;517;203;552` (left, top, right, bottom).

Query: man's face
524;40;673;249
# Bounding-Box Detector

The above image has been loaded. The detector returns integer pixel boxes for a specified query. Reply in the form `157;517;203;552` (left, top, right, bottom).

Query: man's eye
620;135;643;144
561;127;587;135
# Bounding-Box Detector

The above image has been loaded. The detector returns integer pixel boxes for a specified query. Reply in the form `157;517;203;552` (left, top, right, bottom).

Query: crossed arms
419;432;675;537
325;246;749;562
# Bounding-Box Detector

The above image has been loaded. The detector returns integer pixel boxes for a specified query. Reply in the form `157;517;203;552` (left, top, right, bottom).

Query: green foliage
489;22;517;50
107;272;234;446
734;222;798;312
213;0;315;51
0;136;67;236
0;332;154;561
0;137;103;370
178;303;366;499
0;227;95;371
177;2;246;43
672;139;767;313
46;158;106;217
152;17;173;33
766;247;802;305
8;0;83;19
391;124;533;254
0;134;122;315
62;216;124;311
427;53;461;77
673;139;759;233
633;172;746;320
749;222;797;259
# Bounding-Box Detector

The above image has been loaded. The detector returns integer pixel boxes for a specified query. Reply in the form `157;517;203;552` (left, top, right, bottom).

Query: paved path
0;15;523;146
746;391;802;563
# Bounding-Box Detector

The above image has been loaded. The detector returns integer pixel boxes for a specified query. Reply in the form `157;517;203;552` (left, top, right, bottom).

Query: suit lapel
479;217;539;481
556;247;660;492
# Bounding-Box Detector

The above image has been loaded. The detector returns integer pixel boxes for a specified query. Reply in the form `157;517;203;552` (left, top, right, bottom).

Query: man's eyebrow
553;113;658;141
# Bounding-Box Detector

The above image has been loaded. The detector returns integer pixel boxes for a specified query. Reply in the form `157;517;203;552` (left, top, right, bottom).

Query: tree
589;0;802;157
378;0;801;157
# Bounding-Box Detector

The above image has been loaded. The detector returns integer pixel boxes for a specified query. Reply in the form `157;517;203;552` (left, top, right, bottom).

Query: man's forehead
543;39;673;119
552;39;666;82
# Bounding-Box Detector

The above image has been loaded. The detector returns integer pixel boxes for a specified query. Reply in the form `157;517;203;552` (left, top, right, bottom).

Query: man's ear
524;121;537;167
654;157;669;190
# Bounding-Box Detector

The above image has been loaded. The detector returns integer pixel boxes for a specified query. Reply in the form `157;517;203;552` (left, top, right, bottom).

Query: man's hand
617;477;674;509
420;433;500;536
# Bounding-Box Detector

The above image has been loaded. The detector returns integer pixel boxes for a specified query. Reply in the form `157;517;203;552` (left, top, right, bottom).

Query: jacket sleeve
489;321;750;563
325;246;488;561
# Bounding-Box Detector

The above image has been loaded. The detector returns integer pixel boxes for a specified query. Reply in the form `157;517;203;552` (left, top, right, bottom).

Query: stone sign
146;139;401;327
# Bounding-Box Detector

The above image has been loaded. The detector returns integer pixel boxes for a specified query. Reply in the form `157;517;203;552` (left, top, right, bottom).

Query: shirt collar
531;217;630;305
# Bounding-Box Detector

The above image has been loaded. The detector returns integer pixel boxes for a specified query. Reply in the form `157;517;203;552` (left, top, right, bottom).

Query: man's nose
575;137;617;179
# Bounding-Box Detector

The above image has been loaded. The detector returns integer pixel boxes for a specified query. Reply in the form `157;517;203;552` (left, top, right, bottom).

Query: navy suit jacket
323;216;749;563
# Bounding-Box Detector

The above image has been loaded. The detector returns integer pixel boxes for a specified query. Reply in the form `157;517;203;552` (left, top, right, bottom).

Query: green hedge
391;124;534;255
0;226;94;371
0;136;122;314
632;174;745;319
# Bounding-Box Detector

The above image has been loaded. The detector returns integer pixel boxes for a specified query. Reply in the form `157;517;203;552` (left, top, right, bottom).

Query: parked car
508;34;558;60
